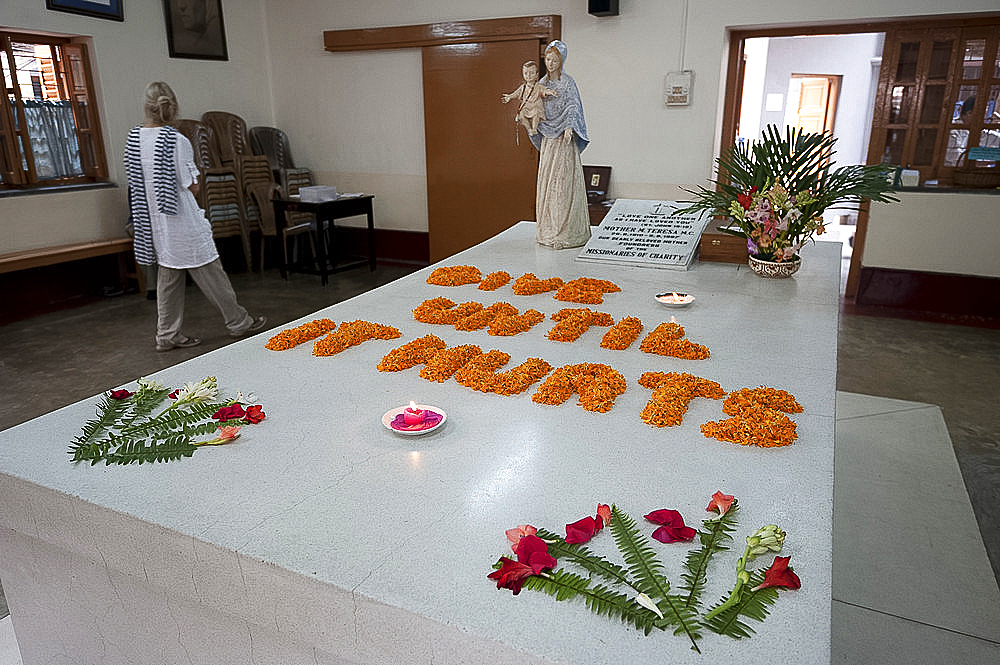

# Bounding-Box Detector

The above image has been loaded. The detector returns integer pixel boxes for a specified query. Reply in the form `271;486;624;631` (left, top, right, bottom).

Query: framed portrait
163;0;228;60
46;0;124;21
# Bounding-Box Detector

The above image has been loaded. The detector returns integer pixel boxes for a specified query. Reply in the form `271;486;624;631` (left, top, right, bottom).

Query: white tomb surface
0;222;840;664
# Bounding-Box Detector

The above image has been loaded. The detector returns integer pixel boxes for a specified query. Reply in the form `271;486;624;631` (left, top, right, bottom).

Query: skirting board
856;266;1000;318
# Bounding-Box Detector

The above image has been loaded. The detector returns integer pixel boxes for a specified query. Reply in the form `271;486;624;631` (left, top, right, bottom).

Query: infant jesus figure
501;60;558;137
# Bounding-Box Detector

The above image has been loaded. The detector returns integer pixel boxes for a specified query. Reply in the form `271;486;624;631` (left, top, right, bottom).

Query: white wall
1;0;273;252
3;0;999;280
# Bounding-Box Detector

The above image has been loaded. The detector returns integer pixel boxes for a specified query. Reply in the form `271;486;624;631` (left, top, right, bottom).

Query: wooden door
791;75;841;135
423;40;541;262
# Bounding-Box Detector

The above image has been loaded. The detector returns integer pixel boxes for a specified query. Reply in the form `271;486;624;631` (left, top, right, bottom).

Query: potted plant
680;125;898;277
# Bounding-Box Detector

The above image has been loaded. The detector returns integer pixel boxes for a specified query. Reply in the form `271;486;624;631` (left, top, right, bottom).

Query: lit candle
403;401;426;425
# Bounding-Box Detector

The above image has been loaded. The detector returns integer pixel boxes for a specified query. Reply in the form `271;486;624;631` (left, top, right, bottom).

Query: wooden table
272;194;376;284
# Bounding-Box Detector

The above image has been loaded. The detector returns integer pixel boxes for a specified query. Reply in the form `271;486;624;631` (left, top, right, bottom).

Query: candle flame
409;400;417;411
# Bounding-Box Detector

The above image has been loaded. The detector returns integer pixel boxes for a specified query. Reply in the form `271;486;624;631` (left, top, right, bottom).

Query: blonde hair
143;81;178;126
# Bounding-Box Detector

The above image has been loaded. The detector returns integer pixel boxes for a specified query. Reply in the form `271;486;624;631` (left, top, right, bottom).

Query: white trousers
155;259;252;345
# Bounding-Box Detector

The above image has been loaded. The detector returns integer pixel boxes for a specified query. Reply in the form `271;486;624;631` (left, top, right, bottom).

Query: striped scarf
124;125;181;265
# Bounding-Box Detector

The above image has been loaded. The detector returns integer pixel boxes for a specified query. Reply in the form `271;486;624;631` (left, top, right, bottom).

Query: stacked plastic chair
238;154;277;270
278;167;321;268
174;118;252;269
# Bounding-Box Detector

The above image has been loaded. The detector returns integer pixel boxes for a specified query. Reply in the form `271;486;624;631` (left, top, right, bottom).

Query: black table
272;194;376;285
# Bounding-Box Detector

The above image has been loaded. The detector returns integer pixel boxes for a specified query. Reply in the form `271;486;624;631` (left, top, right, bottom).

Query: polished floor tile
834;393;1000;641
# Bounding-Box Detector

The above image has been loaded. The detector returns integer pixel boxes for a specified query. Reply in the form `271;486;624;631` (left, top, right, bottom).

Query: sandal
156;336;202;352
231;315;267;337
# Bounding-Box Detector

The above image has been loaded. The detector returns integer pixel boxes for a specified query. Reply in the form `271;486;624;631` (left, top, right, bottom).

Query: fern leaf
701;570;779;639
522;569;659;635
68;394;130;458
121;401;227;438
121;387;171;427
610;507;702;651
610;506;669;599
535;527;632;586
104;433;197;466
680;502;740;609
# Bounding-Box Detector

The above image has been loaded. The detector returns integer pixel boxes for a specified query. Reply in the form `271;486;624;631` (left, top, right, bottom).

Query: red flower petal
651;524;697;543
706;491;735;516
645;509;696;543
514;534;557;574
505;524;537;552
109;389;133;400
565;515;600;544
488;557;535;595
212;404;246;421
243;404;266;424
596;504;612;525
168;390;180;399
754;555;801;591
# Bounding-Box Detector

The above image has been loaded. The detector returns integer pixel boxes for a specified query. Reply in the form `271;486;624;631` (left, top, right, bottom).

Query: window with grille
1;31;108;189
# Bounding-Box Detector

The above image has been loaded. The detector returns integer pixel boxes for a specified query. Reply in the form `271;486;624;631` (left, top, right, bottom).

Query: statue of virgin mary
529;40;591;249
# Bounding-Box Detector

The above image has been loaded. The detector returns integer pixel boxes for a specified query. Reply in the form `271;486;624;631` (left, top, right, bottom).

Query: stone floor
1;261;998;663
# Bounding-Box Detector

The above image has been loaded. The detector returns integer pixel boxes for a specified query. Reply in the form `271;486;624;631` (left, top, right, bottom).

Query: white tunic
137;127;219;270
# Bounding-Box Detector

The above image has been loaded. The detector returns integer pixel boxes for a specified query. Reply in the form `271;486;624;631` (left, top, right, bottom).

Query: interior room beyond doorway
737;33;885;292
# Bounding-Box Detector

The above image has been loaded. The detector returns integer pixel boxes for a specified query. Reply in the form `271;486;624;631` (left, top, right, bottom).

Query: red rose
109;389;133;400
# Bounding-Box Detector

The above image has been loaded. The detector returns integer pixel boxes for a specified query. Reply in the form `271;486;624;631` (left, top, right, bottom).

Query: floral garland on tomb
489;493;801;653
68;376;266;466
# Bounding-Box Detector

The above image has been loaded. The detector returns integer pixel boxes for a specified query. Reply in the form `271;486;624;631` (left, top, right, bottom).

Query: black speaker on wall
588;0;619;17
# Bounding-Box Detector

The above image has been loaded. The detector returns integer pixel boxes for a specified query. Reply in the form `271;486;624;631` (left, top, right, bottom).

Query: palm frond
680;502;740;609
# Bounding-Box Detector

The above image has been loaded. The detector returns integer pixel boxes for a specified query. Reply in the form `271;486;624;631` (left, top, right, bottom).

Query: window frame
1;30;108;190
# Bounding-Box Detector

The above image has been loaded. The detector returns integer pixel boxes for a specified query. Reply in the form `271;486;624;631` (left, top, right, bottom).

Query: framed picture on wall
46;0;124;21
163;0;229;60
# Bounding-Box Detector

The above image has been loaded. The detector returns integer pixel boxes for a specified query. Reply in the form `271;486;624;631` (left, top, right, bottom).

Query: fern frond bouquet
680;125;898;262
488;493;801;653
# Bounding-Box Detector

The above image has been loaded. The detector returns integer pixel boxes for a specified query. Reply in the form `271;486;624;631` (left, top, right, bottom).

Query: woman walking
124;82;265;351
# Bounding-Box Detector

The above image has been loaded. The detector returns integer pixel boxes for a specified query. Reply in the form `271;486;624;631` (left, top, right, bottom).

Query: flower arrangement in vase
680;125;898;274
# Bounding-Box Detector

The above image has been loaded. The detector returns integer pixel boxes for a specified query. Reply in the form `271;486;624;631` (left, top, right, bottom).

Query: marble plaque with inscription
576;199;711;270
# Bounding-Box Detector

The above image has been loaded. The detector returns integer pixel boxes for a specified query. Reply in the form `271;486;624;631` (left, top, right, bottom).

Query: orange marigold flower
511;273;564;295
553;277;621;304
723;386;803;415
377;335;447;372
426;265;482;286
546;308;614;343
638;371;726;427
455;302;518;331
419;344;483;382
264;318;337;351
488;309;545;336
532;363;627;413
639;321;709;359
600;316;643;350
454;350;553;395
478;271;512;291
413;298;484;325
313;320;401;356
701;404;798;447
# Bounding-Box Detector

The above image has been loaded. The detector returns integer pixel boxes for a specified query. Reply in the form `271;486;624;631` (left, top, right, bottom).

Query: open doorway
736;33;884;292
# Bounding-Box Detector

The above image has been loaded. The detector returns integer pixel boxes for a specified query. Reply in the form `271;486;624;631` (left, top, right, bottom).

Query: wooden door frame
723;22;889;298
